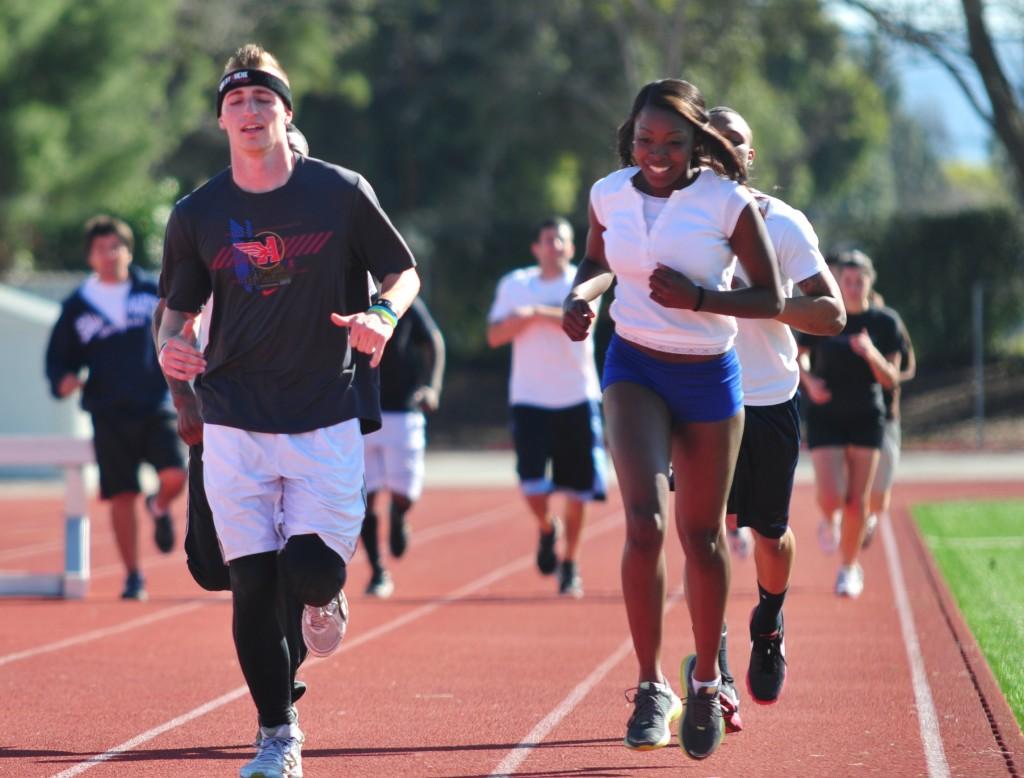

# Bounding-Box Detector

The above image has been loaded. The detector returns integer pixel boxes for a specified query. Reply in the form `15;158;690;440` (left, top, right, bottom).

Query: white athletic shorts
202;419;365;563
363;411;426;501
873;419;902;495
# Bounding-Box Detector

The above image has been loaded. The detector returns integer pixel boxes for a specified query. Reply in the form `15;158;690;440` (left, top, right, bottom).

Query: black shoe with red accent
747;609;787;705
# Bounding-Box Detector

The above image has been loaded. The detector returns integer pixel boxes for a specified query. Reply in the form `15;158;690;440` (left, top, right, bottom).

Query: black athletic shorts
510;401;607;501
91;409;185;499
727;397;801;540
183;443;230;592
805;404;884;450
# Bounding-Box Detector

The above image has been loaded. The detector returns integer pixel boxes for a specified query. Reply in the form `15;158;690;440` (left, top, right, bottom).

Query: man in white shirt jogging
487;217;608;597
707;107;846;725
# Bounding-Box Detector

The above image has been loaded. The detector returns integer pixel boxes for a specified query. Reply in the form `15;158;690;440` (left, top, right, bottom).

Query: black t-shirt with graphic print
798;308;904;419
160;156;415;434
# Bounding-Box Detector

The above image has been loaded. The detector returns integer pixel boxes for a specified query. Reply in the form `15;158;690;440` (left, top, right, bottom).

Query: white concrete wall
0;284;91;440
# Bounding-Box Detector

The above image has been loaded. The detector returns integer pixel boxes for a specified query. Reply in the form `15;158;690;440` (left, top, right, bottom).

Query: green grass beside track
913;500;1024;730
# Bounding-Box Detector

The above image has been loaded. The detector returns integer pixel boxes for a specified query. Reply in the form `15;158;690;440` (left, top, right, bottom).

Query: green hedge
865;208;1024;366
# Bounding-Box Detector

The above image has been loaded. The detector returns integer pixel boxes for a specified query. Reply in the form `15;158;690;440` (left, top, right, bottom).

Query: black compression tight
229;535;347;728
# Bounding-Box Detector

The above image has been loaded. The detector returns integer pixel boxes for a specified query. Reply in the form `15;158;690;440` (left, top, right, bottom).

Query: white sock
691;674;721;694
638;679;675;699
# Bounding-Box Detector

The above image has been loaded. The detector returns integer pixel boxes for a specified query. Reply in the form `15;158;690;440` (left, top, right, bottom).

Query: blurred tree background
1;0;1020;443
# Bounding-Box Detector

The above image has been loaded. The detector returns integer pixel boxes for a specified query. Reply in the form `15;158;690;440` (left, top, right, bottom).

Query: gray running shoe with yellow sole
624;680;683;750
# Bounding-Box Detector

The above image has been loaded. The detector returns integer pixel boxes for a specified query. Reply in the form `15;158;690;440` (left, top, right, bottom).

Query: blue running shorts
601;333;742;424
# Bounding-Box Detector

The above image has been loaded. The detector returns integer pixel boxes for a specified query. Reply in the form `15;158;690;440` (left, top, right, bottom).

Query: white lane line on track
0;539;66;563
0;529;117;563
6;506;519;580
1;498;514;565
51;686;252;778
2;499;525;671
412;501;522;543
0;601;216;668
881;515;951;778
489;589;684;778
51;507;626;777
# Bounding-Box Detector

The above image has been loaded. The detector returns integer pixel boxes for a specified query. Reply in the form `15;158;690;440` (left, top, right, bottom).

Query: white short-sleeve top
590;166;754;354
487;264;602;408
734;193;828;405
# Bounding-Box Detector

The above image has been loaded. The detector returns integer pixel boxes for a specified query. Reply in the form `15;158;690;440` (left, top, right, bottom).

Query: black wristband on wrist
372;296;398;317
693;286;705;312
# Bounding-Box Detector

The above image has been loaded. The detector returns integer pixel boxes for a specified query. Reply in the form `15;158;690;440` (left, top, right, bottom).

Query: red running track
0;480;1022;776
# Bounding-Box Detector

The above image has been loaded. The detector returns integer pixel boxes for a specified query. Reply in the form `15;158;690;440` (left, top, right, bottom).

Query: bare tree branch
962;0;1024;188
846;0;1024;198
844;0;994;123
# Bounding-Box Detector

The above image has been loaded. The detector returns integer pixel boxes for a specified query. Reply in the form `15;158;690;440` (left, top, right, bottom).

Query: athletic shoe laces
689;688;720;729
250;733;299;771
751;631;785;674
625;686;668;729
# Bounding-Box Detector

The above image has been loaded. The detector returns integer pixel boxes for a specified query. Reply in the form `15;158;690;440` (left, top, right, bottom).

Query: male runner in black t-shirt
156;44;420;778
361;296;445;597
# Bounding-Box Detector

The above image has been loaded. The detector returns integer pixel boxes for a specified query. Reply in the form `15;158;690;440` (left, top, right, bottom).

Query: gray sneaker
679;654;725;760
241;721;303;777
301;591;349;658
623;680;683;750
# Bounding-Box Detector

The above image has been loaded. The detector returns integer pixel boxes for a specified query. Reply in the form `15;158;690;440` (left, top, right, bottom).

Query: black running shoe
536;519;559;575
679;654;725;760
747;608;787;705
557;560;583;598
623;681;683;750
389;512;408;558
146;495;175;554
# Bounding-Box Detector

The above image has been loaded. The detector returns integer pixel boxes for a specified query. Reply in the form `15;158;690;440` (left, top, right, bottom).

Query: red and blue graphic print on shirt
225;219;335;297
230;218;293;296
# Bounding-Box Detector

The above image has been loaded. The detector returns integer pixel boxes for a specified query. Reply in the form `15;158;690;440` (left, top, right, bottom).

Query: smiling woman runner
562;78;782;761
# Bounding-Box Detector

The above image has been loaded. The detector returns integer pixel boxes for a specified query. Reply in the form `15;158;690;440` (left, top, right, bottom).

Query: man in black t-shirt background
361;296;446;598
156;44;421;778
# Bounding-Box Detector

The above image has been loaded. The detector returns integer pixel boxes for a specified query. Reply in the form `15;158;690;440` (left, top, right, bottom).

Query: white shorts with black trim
202;419;365;564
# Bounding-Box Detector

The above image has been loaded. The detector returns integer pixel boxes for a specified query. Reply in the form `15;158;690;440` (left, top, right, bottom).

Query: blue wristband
367;304;398;327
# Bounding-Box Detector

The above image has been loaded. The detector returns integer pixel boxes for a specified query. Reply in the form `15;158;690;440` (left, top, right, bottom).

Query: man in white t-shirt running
487;217;608;597
707;108;846;727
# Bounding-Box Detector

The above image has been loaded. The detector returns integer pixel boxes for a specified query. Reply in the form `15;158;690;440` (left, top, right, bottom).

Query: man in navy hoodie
46;215;186;600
